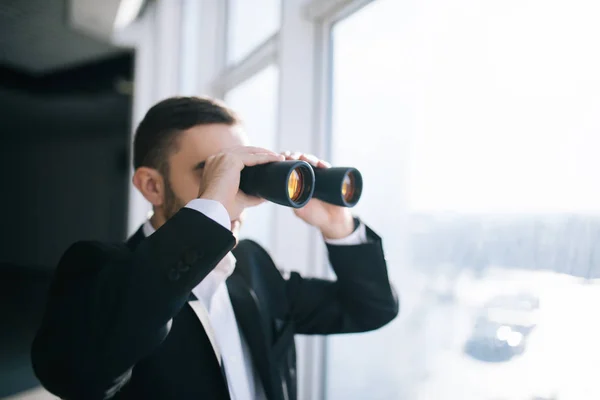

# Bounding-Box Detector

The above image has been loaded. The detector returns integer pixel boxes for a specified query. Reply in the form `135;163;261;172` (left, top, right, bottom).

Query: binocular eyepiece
240;161;362;208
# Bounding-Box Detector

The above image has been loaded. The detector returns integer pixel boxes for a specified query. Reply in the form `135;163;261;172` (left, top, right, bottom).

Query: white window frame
303;1;378;398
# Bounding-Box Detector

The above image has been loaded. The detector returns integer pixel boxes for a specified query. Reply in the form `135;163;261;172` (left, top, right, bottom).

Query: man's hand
283;151;355;240
199;147;285;220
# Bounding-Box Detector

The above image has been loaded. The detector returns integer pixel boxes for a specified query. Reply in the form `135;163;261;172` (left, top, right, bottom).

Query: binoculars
240;160;363;208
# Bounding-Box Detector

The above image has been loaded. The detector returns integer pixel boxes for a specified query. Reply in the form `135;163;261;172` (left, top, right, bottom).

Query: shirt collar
142;219;155;238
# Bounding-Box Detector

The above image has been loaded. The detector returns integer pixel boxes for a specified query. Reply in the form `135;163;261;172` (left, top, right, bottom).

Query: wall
113;0;199;235
0;86;131;398
0;89;130;268
0;136;128;267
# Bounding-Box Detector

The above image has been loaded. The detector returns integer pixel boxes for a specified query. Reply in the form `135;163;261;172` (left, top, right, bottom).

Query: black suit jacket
32;208;398;400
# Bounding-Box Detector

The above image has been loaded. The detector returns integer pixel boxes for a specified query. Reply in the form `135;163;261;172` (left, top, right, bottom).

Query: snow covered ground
325;266;600;400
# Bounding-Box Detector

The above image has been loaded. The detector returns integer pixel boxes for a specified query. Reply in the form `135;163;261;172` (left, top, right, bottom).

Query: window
225;65;280;247
227;0;281;64
129;0;600;398
325;0;600;399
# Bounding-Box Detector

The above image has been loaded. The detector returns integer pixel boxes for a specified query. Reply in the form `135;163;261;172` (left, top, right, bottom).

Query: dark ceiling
0;0;135;138
0;0;126;75
0;51;134;95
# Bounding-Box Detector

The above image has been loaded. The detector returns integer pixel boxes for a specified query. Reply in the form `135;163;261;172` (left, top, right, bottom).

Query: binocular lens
240;160;315;208
288;168;304;202
313;167;363;207
341;172;355;203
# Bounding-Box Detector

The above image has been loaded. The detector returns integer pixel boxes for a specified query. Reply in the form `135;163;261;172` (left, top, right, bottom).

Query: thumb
239;192;265;208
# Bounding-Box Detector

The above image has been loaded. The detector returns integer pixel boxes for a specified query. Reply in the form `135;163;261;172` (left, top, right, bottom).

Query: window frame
304;2;380;398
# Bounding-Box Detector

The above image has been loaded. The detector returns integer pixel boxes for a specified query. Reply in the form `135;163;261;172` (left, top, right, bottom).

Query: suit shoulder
234;239;288;284
235;239;276;266
56;240;130;276
61;240;128;260
237;238;267;253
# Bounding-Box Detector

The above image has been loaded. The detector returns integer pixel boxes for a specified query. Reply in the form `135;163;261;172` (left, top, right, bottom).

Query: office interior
1;0;599;399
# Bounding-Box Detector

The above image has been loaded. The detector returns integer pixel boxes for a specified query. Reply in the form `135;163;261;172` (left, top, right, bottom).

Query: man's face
162;123;249;238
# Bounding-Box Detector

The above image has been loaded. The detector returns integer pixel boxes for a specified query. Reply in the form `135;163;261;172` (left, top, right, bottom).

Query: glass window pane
227;0;281;64
326;0;600;399
225;65;279;247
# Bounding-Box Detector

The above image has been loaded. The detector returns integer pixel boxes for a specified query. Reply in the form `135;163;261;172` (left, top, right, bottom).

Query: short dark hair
133;96;240;174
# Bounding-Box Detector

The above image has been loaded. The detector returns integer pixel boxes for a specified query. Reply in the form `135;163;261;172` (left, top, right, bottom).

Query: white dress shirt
143;199;367;400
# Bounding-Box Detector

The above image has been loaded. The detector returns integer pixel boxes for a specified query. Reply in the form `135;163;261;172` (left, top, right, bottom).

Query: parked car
464;292;539;362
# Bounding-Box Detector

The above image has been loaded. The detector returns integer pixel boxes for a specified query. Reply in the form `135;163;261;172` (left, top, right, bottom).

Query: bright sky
331;0;600;214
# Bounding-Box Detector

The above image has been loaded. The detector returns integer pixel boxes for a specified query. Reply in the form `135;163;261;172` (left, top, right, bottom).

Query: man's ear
132;167;165;207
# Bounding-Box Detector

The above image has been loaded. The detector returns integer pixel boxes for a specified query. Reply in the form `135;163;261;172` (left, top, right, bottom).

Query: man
32;97;398;400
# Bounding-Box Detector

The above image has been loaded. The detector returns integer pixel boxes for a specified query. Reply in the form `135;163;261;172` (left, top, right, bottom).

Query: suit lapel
129;227;276;398
227;274;276;400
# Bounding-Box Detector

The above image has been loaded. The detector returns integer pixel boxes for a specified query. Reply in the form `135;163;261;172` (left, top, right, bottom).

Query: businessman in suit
32;96;399;400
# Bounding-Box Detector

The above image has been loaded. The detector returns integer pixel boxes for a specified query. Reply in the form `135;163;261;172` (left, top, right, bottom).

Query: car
464;292;539;362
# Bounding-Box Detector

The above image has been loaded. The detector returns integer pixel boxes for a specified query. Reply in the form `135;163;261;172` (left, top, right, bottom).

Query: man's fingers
299;154;331;168
282;151;332;168
239;192;266;208
298;154;316;166
240;152;284;167
281;151;294;161
237;149;331;168
317;160;332;168
233;146;279;156
284;152;315;163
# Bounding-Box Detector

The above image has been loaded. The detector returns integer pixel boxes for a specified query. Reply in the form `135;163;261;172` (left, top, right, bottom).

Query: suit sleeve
285;224;399;334
31;208;236;400
245;223;398;335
